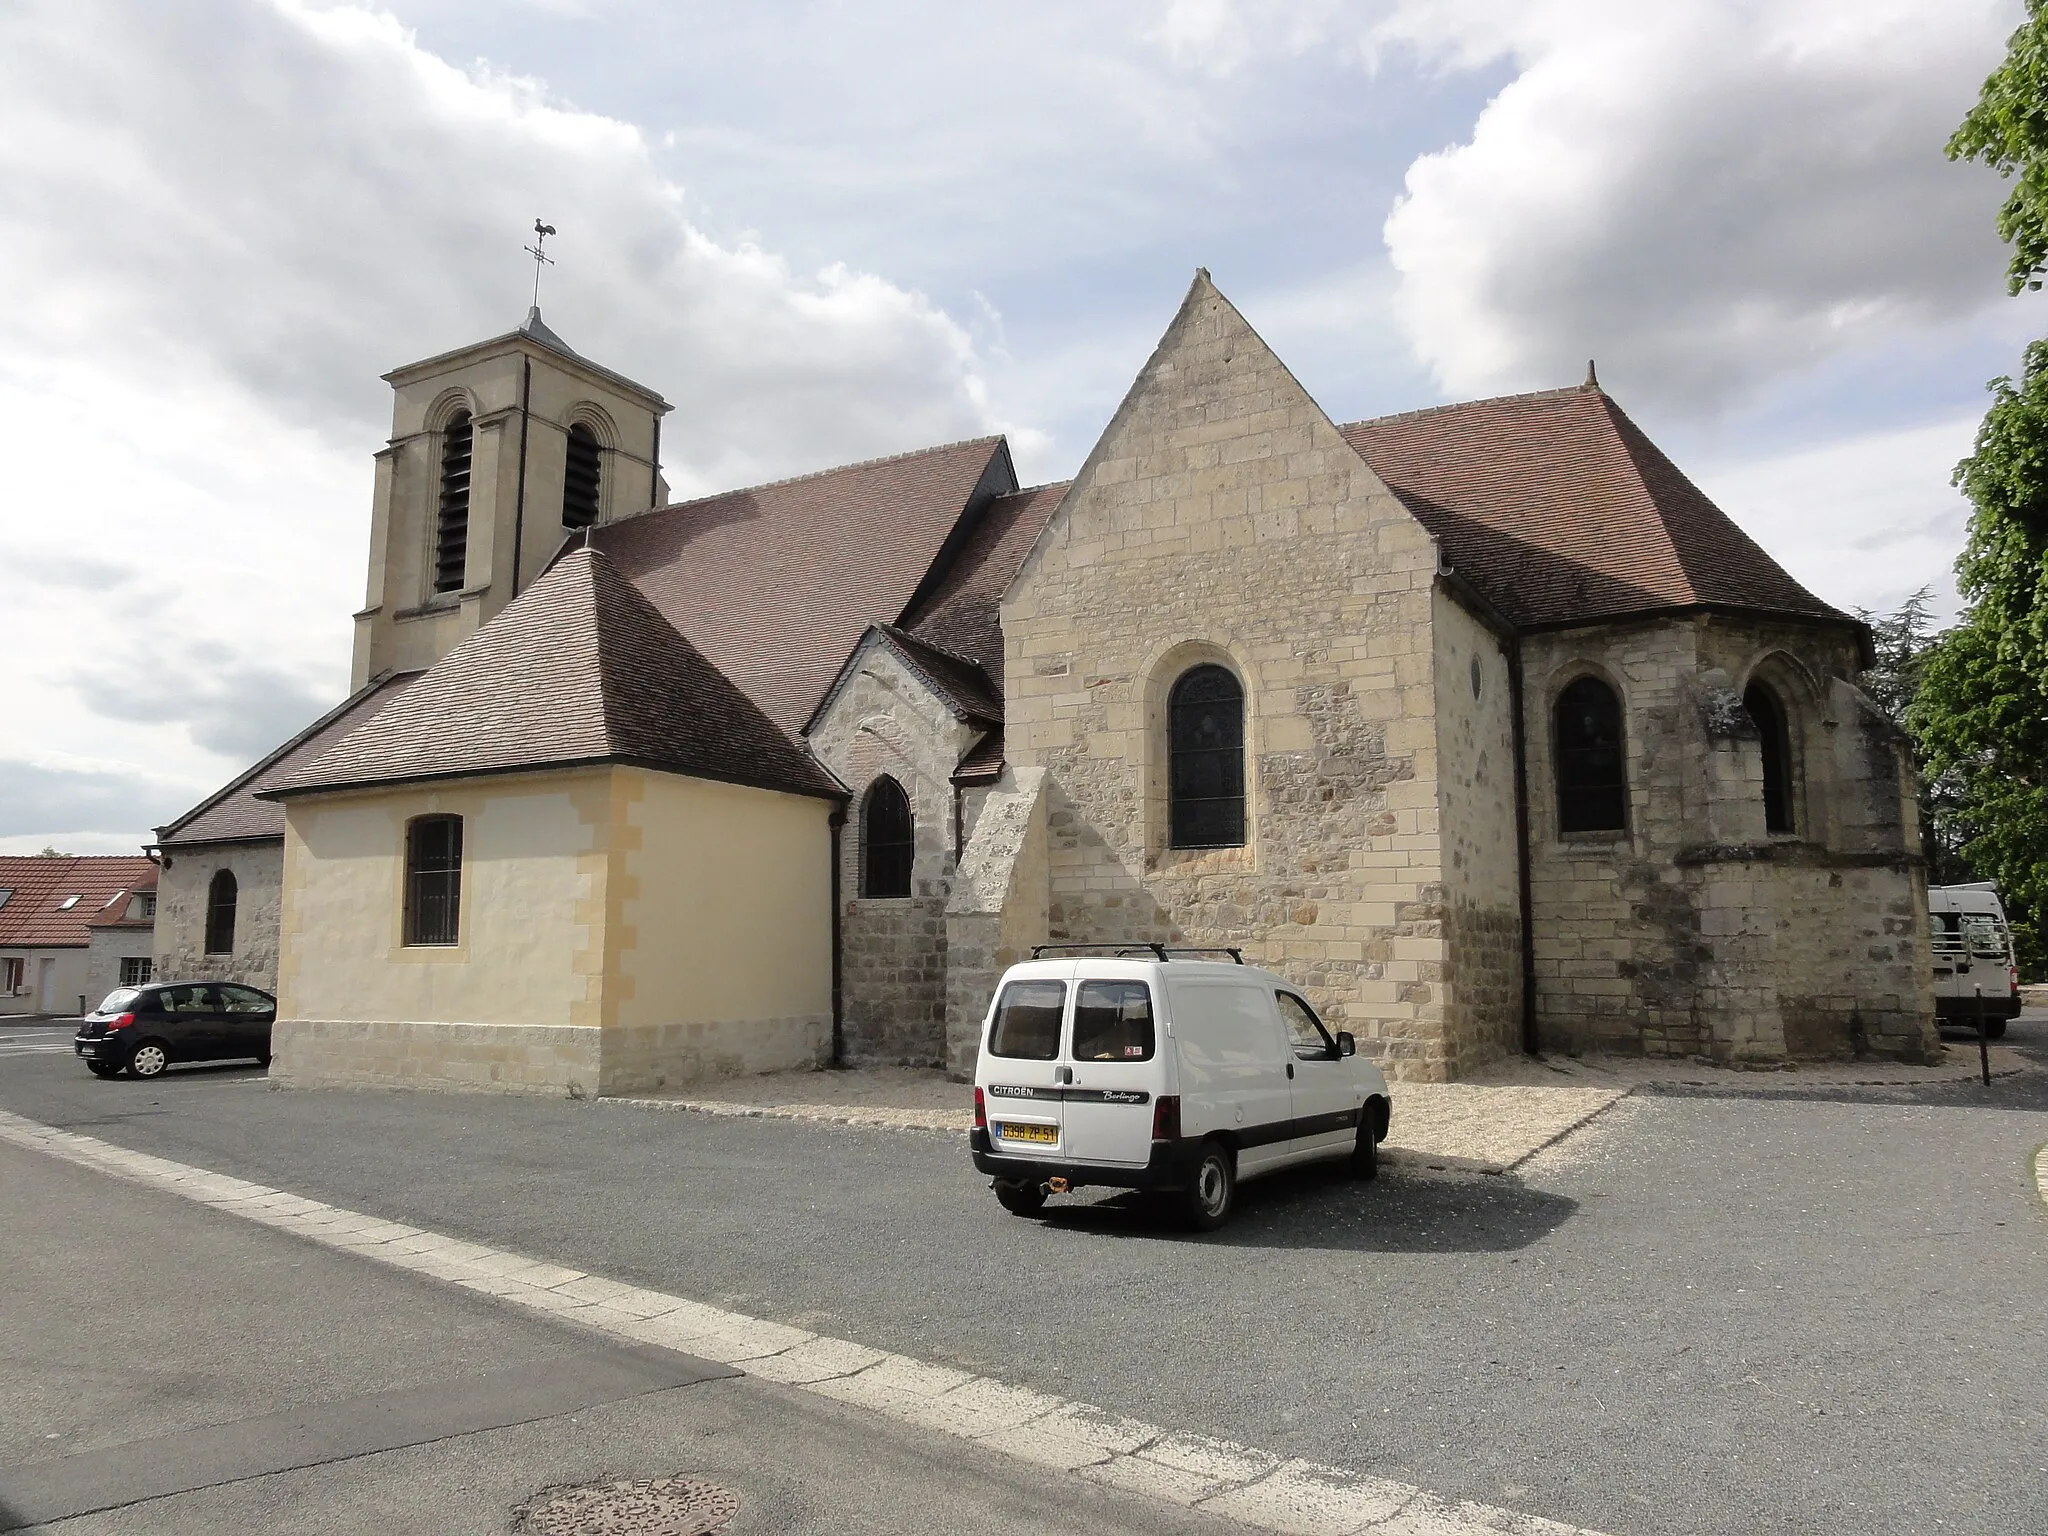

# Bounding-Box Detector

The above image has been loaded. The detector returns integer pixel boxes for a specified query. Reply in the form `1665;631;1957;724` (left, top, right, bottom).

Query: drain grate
515;1476;742;1535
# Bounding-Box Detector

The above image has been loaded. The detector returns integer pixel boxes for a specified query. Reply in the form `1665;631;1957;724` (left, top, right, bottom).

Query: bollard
1975;985;1992;1088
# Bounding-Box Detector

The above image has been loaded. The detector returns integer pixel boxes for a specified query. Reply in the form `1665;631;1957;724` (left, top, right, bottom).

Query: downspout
1508;637;1540;1056
649;415;661;513
509;356;533;598
829;806;846;1068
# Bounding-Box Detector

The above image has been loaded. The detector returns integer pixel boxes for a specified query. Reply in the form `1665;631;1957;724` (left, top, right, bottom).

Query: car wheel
86;1061;121;1079
1180;1141;1236;1232
127;1041;170;1079
994;1180;1046;1217
1350;1115;1379;1181
1983;1018;2008;1041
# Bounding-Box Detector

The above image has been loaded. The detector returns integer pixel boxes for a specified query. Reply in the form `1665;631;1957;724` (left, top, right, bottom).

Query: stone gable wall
154;840;285;993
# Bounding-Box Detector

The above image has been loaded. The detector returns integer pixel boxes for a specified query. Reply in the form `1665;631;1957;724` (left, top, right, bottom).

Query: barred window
204;869;238;956
1555;677;1627;834
860;777;913;898
120;956;153;987
1744;683;1795;834
404;815;463;946
434;412;473;594
562;423;602;529
1168;664;1245;848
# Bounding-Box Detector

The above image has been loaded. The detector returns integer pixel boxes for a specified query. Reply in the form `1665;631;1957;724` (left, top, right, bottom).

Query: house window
1168;664;1245;848
404;815;464;946
140;894;157;919
120;957;152;987
2;958;21;993
1555;677;1628;834
1744;683;1795;834
204;869;238;955
57;894;80;910
562;422;602;529
0;888;13;910
434;411;474;594
860;777;914;898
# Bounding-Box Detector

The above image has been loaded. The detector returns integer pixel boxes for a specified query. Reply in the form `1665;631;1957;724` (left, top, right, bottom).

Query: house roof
952;727;1005;785
900;481;1069;686
805;623;1004;738
1339;385;1849;632
156;671;423;848
585;436;1014;735
0;856;157;949
86;867;157;931
268;546;842;802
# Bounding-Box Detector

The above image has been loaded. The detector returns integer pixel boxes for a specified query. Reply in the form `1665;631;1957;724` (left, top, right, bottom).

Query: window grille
1168;664;1245;848
562;423;602;529
860;778;914;898
404;816;463;946
204;869;238;955
1744;683;1795;833
120;957;152;987
1555;677;1627;833
434;412;473;594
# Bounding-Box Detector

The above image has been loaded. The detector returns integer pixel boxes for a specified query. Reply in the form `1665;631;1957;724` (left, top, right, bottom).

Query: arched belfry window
404;815;464;946
1555;677;1627;834
562;422;602;530
204;869;237;956
434;411;473;594
860;777;914;898
1744;683;1795;834
1168;664;1246;849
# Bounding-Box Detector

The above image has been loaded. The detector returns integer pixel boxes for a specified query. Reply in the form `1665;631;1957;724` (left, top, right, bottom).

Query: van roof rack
1028;943;1244;964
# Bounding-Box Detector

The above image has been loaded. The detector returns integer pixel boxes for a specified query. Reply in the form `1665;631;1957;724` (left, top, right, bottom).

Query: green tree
1857;588;1979;886
1950;0;2048;293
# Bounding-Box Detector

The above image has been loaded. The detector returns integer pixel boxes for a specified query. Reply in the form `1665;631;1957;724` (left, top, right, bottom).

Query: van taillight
1151;1095;1181;1141
2012;966;2021;995
973;1087;987;1131
106;1013;136;1031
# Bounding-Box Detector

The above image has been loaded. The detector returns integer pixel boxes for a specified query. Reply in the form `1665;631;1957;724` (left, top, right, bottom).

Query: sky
0;0;2037;854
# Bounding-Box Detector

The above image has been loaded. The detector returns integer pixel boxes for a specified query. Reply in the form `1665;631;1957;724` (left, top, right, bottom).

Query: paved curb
2034;1145;2048;1210
0;1107;1607;1536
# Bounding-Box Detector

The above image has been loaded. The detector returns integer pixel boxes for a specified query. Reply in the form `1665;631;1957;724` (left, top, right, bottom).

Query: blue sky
0;0;2035;851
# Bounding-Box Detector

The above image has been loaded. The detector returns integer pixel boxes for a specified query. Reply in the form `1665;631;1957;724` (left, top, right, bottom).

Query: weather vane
524;219;557;308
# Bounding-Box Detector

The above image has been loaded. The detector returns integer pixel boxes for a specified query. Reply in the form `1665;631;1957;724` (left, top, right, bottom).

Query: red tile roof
586;437;1015;735
157;672;422;847
1339;386;1847;631
0;856;157;949
85;867;157;930
269;547;842;802
901;481;1069;687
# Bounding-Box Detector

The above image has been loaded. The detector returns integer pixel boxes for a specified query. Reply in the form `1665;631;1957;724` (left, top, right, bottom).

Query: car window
989;980;1066;1060
1072;981;1155;1061
1276;992;1337;1059
219;985;272;1012
95;988;141;1015
158;984;202;1014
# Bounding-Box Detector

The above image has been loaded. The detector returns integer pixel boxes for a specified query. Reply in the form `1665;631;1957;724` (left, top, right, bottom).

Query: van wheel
1180;1142;1236;1232
1350;1118;1379;1181
1982;1018;2008;1041
994;1180;1046;1217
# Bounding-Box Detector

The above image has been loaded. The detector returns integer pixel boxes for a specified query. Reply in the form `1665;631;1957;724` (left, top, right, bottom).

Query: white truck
1928;883;2021;1039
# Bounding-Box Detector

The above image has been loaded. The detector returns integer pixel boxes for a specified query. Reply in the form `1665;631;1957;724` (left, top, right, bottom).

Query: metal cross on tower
524;219;557;308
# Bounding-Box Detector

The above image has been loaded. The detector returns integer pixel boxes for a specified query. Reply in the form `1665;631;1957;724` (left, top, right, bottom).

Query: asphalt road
3;1016;2045;1536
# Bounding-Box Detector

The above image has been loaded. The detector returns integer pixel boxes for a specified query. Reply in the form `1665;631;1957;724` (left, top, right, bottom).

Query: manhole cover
514;1476;741;1535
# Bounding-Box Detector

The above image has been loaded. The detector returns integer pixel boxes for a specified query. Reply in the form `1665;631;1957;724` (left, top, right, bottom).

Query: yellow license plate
998;1122;1058;1145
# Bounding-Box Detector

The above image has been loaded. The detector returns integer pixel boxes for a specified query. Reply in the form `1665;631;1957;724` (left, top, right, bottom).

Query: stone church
151;272;1938;1093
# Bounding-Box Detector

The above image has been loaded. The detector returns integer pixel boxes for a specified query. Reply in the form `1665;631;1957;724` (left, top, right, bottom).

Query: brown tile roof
268;547;841;802
0;856;157;949
157;672;422;848
879;627;1003;723
1339;386;1848;631
86;867;157;930
586;437;1015;735
952;728;1004;785
901;481;1069;687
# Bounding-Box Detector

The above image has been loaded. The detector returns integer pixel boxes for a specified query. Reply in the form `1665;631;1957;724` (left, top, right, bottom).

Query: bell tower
350;307;670;690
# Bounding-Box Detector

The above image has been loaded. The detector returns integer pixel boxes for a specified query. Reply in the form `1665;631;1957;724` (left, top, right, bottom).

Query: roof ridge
1339;383;1600;433
879;622;986;674
653;435;1006;513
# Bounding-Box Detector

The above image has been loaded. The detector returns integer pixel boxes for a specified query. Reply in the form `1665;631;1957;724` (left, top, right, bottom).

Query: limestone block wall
1000;275;1460;1079
85;927;156;1006
944;768;1049;1077
154;840;285;993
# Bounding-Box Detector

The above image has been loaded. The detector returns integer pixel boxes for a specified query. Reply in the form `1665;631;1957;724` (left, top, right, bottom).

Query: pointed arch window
204;869;238;956
1555;677;1627;834
1744;683;1795;834
404;815;464;946
1168;664;1246;849
860;777;914;898
433;411;473;594
562;422;602;530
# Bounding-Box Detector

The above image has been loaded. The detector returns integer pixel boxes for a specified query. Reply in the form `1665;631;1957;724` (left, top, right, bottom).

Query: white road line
0;1107;1607;1536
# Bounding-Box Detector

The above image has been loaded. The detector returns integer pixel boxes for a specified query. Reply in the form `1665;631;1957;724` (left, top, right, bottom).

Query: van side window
1276;992;1337;1059
989;980;1066;1060
1073;981;1155;1061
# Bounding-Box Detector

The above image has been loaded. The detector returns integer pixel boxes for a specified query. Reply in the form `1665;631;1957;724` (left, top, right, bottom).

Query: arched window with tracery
1168;664;1245;849
1554;676;1627;834
860;777;914;898
1744;682;1795;834
434;411;473;594
204;869;238;956
562;422;602;529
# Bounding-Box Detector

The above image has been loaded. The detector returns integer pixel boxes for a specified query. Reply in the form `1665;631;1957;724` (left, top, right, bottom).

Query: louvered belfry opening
434;412;473;593
562;422;602;529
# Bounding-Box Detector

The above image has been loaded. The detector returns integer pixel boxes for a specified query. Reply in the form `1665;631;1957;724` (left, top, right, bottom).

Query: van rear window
990;980;1066;1059
1073;981;1154;1061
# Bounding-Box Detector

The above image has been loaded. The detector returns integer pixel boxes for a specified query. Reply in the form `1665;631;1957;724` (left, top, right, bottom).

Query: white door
36;958;56;1012
980;975;1069;1158
1062;979;1160;1166
1275;991;1358;1158
1169;979;1293;1175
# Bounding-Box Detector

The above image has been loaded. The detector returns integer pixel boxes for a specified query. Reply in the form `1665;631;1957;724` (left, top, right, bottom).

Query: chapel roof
584;436;1016;735
0;856;158;950
267;546;841;802
1338;385;1849;632
899;480;1069;687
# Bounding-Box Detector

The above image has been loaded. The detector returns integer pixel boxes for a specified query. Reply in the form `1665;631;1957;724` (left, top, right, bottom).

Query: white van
969;946;1392;1231
1928;883;2022;1038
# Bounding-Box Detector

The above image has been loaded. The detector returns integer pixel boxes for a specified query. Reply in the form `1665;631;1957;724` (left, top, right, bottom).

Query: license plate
997;1122;1058;1145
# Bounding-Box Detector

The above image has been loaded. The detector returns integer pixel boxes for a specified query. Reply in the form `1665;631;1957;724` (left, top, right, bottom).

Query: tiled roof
86;867;157;930
953;728;1004;785
902;481;1069;687
269;547;842;802
878;627;1003;724
156;672;422;847
0;856;157;949
587;437;1014;735
1339;387;1848;631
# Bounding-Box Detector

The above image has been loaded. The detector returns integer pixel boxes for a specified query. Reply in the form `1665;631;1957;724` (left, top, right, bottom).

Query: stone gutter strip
2035;1146;2048;1209
0;1107;1607;1536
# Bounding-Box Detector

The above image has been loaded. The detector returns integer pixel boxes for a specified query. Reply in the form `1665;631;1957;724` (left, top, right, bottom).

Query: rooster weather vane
524;219;557;309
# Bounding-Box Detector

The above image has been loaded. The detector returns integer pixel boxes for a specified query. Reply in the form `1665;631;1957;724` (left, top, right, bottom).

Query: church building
152;272;1938;1093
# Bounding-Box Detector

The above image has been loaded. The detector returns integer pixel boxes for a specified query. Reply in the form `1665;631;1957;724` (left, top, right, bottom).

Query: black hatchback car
74;982;276;1078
